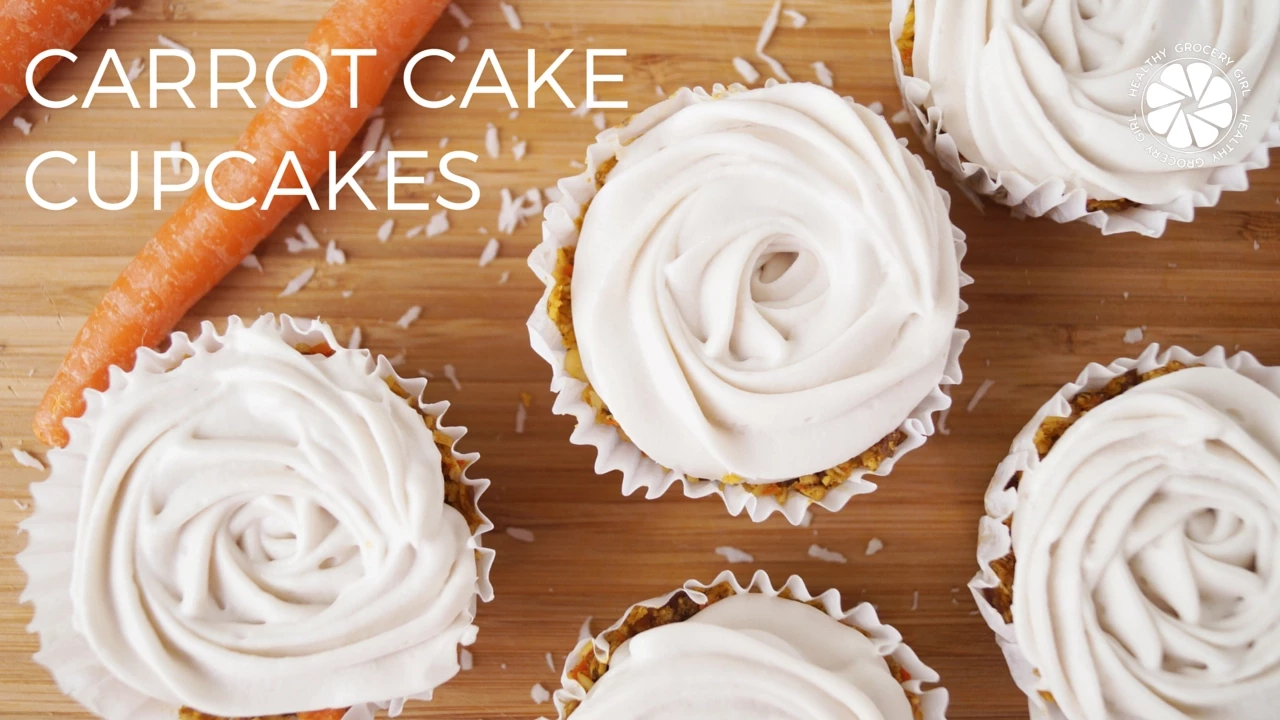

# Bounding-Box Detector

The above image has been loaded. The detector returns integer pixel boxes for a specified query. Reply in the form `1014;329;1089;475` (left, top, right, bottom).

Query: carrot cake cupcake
528;82;968;524
892;0;1280;237
17;315;494;720
550;571;948;719
971;345;1280;719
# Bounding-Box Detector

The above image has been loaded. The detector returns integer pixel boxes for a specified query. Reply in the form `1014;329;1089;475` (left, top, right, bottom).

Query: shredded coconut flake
395;305;423;329
387;351;407;367
936;406;952;436
376;218;395;243
1124;326;1146;344
578;616;594;643
479;238;500;267
655;85;666;97
405;224;426;239
443;364;462;390
460;648;473;671
347;326;362;349
865;538;884;556
911;591;919;611
324;240;346;265
361;117;385;158
545;652;556;672
296;223;319;247
808;544;847;564
457;35;470;53
447;2;473;27
439;136;450;149
375;163;388;182
891;109;910;124
732;56;761;84
240;254;263;272
515;403;528;433
783;8;807;28
506;527;535;542
157;34;192;56
105;5;132;26
571;94;593;118
13;499;30;511
868;101;885;115
341;289;354;299
499;1;523;30
966;379;995;413
499;270;511;284
755;0;792;82
591;111;607;132
715;546;755;564
11;448;44;471
127;57;145;81
279;267;315;297
425;210;450;238
812;61;834;88
496;187;544;234
512;139;528;161
13;117;32;135
531;683;550;704
485;123;500;159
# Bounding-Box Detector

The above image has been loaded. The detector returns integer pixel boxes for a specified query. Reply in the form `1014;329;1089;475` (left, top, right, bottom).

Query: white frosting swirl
1011;366;1280;719
908;0;1280;204
572;83;961;481
568;593;915;720
69;318;479;717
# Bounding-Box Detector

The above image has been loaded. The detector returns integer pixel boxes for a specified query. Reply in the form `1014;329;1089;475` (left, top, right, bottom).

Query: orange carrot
0;0;113;120
33;0;452;446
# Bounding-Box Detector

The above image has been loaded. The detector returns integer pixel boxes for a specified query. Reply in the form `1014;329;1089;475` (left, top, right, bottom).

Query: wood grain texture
1;1;1278;718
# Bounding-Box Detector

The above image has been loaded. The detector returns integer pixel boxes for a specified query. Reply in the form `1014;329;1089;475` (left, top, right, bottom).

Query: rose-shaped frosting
907;1;1280;204
67;318;479;717
571;82;961;482
568;593;915;720
1011;366;1280;719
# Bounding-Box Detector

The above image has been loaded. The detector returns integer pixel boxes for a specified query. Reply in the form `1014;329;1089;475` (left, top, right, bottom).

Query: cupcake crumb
808;544;847;564
715;546;754;564
531;683;551;704
865;538;884;556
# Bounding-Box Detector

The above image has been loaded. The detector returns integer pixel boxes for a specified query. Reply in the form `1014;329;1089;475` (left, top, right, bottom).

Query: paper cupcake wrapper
890;0;1280;239
16;314;495;720
547;569;949;720
527;82;970;525
967;343;1280;719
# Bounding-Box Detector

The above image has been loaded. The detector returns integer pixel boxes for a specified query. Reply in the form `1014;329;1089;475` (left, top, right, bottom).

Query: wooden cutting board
1;1;1278;718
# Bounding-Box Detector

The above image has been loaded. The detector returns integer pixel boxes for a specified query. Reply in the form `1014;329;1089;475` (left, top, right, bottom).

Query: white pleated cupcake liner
547;569;949;720
527;82;971;525
890;0;1280;238
16;314;496;720
968;343;1280;719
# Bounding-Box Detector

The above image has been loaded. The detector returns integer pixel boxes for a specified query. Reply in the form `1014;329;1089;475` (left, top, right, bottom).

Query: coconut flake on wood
499;2;523;30
460;648;473;671
376;218;395;243
387;351;407;367
347;326;363;350
755;1;792;82
324;240;346;265
868;101;885;115
545;652;556;672
13;117;33;135
812;61;834;88
783;8;807;28
157;35;192;56
891;109;910;124
279;267;315;297
443;364;462;390
479;238;500;267
447;2;473;28
732;57;760;84
506;527;535;542
105;5;132;26
485;123;500;159
512;139;528;161
296;223;320;247
127;57;145;81
360;117;385;158
531;683;550;704
808;544;847;564
1124;326;1147;344
457;36;470;53
11;448;44;471
425;210;451;238
591;111;607;132
715;546;755;564
966;379;995;413
395;305;423;330
865;538;885;556
240;254;263;272
499;271;511;285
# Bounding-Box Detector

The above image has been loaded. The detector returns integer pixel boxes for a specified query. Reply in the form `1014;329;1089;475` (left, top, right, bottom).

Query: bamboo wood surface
1;1;1278;718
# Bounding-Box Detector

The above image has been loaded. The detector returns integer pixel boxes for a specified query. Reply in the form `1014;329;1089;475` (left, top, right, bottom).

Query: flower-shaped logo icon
1143;60;1236;152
